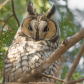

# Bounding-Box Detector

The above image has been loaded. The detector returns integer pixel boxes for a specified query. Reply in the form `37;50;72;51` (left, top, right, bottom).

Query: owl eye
44;26;49;32
28;25;33;31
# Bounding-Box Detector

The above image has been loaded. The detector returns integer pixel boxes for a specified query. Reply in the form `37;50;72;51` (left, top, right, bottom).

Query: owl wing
2;37;25;82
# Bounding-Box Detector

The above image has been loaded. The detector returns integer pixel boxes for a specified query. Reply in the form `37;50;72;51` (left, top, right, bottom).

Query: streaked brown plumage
2;1;62;83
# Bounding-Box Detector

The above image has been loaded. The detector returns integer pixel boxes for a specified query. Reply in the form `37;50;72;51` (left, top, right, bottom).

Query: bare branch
0;0;10;35
17;28;84;83
0;15;13;35
69;78;84;84
1;15;13;29
64;42;84;83
41;73;64;82
0;0;9;10
11;0;20;27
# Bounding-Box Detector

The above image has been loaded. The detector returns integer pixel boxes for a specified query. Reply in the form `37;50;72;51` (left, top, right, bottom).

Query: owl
2;1;62;83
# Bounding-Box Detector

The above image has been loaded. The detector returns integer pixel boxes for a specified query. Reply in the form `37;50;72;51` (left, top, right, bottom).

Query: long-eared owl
2;1;62;83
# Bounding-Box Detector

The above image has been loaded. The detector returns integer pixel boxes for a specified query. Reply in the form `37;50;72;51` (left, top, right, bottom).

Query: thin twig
11;0;20;27
0;15;13;35
0;0;9;10
64;42;84;83
41;73;64;82
1;15;13;29
0;0;10;35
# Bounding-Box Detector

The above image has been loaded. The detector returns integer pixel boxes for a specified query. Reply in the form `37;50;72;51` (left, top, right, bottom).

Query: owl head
21;1;59;41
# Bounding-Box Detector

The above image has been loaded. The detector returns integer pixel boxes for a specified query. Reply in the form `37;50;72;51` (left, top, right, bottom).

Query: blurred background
0;0;84;83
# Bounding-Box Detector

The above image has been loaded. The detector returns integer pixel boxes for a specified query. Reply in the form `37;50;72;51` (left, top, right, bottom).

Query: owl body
3;2;62;83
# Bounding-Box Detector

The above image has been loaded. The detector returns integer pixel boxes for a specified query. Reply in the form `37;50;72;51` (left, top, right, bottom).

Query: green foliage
31;0;51;14
61;65;69;79
58;7;78;41
71;71;84;80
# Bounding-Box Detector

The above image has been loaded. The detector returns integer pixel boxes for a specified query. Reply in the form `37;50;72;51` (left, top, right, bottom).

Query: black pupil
44;26;49;32
28;25;32;31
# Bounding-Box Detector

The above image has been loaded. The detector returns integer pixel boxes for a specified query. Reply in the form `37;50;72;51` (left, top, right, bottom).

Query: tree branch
64;42;84;84
41;73;64;82
17;28;84;83
1;15;13;31
69;78;84;84
0;0;9;10
11;0;20;27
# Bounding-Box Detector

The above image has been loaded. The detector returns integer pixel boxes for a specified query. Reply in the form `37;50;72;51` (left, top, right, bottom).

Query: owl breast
4;35;61;82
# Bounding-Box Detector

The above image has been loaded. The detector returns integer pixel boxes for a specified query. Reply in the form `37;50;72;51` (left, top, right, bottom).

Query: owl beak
35;31;39;41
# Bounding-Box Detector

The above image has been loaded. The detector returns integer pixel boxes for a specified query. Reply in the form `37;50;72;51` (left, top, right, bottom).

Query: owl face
22;1;57;41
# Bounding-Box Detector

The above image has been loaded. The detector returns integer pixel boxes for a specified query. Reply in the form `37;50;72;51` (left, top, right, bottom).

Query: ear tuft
46;5;56;18
27;1;35;15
